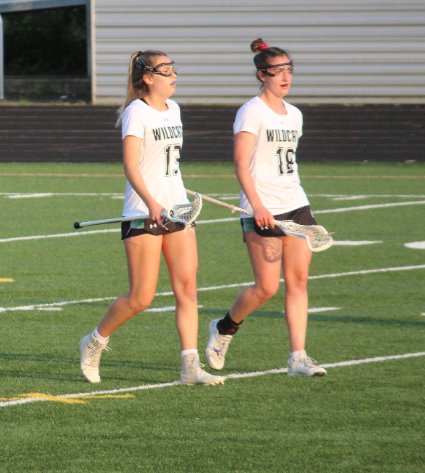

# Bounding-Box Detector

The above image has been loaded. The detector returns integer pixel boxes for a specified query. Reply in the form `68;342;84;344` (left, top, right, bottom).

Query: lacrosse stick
186;190;332;252
74;193;202;229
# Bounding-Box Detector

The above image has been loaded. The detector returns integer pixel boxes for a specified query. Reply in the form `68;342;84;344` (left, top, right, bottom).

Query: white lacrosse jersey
121;98;189;218
233;96;309;217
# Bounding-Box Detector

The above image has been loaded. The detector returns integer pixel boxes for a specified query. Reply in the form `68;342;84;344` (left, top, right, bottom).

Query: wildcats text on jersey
152;126;183;141
266;129;298;143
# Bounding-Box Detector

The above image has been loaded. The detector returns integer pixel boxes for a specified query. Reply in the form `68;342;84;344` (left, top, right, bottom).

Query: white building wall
92;0;425;104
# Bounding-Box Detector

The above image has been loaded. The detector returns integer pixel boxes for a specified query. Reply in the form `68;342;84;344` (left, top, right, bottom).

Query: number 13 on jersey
164;144;181;177
276;147;295;176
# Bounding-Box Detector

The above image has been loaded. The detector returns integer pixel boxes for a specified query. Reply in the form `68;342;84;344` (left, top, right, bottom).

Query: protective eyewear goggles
137;59;178;77
257;62;294;77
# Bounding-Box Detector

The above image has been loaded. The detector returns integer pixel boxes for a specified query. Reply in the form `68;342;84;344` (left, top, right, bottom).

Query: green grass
1;162;425;472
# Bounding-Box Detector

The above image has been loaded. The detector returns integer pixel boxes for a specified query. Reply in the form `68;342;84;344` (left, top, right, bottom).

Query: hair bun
251;38;266;53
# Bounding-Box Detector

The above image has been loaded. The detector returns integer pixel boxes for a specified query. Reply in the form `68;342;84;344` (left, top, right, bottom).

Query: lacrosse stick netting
185;190;332;252
276;221;333;252
163;192;202;228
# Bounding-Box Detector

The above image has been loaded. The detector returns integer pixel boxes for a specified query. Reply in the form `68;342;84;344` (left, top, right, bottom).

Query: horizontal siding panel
96;45;425;58
96;0;424;9
95;64;425;75
95;85;425;97
95;27;424;40
95;74;425;87
95;12;425;27
93;0;425;104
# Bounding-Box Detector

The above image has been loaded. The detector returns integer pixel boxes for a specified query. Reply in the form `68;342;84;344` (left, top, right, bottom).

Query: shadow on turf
201;309;425;327
0;353;180;382
256;311;425;327
307;313;425;327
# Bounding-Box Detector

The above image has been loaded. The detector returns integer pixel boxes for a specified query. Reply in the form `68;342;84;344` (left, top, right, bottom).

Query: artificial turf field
0;161;424;472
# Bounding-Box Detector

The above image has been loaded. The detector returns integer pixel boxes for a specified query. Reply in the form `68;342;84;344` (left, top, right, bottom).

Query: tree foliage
3;6;87;75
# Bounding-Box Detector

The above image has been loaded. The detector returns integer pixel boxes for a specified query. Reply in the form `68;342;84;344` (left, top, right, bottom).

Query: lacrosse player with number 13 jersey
79;50;224;386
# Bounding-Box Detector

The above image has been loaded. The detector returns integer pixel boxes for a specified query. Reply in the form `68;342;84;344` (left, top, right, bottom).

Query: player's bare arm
234;131;275;229
123;135;167;228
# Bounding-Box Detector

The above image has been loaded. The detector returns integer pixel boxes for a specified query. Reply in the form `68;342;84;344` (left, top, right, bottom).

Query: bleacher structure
0;1;423;162
1;104;423;162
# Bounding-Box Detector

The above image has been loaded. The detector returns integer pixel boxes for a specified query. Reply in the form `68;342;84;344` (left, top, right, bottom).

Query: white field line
5;306;65;311
315;201;425;214
1;351;425;408
404;242;425;250
200;194;241;197
307;264;425;281
332;241;381;246
37;308;63;311
0;229;119;243
0;301;201;313
308;307;340;313
2;193;123;198
0;218;242;243
195;195;425;202
2;173;425;179
282;307;340;314
2;198;425;244
145;305;203;313
0;298;117;312
2;192;237;199
1;264;424;314
333;195;425;201
4;192;425;200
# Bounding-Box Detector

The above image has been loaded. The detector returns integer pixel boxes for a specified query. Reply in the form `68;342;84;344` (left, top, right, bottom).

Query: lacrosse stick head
276;221;333;252
163;193;202;228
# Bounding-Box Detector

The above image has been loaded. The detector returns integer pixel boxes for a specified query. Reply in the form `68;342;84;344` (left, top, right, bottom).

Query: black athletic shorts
121;218;195;240
241;205;317;239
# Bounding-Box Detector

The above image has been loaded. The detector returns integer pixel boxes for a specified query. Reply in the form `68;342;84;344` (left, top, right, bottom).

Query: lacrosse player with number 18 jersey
206;38;327;377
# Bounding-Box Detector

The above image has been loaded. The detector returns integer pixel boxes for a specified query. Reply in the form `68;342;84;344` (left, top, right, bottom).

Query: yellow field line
0;278;13;282
0;393;135;404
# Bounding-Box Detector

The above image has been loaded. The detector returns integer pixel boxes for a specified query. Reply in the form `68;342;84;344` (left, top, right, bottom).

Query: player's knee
286;272;309;292
127;294;154;314
255;283;278;302
175;280;197;302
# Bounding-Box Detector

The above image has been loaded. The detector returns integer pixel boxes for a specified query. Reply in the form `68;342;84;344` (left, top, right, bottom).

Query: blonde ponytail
116;50;167;127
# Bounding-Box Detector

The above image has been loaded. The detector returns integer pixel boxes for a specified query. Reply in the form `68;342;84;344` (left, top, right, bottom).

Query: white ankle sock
93;328;109;344
181;349;198;358
290;350;302;361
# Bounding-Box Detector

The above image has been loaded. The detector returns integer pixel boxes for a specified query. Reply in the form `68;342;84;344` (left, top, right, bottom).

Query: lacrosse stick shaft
186;188;289;232
74;194;202;229
185;189;251;216
75;214;154;229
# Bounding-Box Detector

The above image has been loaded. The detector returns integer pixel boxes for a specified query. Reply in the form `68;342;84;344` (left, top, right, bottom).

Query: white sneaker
287;349;327;377
205;318;233;370
180;353;225;385
79;333;111;383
